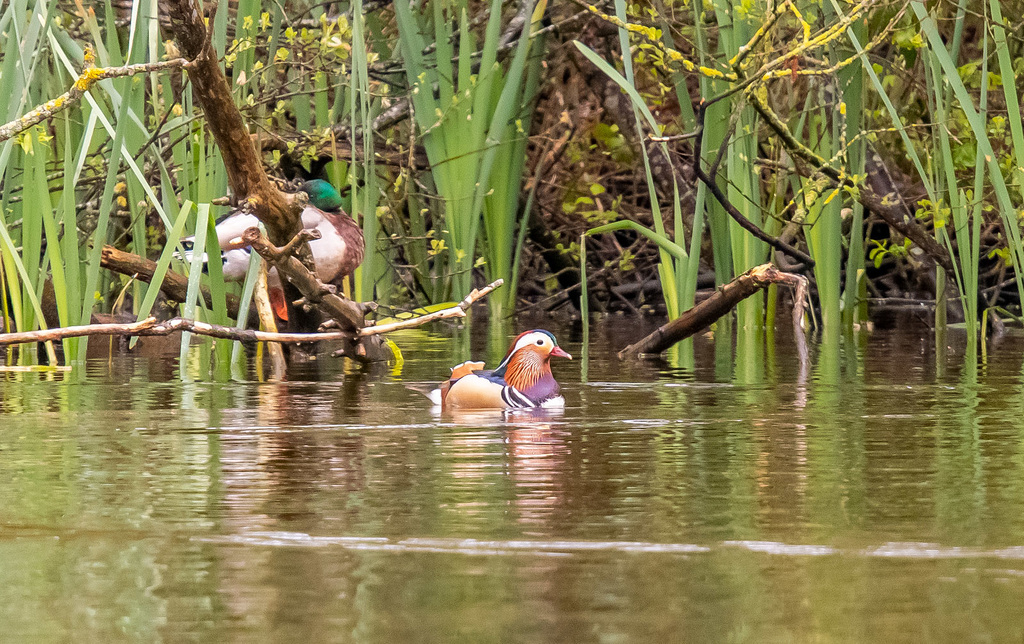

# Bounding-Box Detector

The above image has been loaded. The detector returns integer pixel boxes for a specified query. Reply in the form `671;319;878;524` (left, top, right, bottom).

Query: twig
254;261;287;377
360;279;504;336
693;103;816;268
0;50;188;143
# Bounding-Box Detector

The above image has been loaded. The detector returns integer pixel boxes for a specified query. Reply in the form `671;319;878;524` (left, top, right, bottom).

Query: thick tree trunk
164;0;300;244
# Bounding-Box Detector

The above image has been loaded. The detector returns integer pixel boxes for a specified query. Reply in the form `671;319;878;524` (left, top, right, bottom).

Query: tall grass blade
130;201;195;349
912;1;1024;307
579;233;589;383
179;203;212;369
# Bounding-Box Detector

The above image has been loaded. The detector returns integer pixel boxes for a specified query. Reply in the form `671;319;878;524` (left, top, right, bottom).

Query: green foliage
6;0;1024;367
395;0;547;311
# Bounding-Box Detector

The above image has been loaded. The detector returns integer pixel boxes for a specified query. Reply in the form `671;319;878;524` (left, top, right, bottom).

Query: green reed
395;0;545;304
838;14;867;330
711;2;767;331
915;0;1024;344
349;0;380;303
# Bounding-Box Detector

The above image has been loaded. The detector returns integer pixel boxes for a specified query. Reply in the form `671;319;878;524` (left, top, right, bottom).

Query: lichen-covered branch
0;284;505;347
361;279;504;336
0;316;353;347
0;50;188;143
743;88;956;276
568;0;737;81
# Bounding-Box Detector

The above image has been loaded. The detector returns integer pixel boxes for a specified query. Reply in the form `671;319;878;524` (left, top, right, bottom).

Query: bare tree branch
100;245;258;326
0;282;504;347
362;279;504;336
0;50;188;143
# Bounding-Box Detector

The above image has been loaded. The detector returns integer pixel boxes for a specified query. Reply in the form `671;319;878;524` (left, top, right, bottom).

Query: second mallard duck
181;179;364;320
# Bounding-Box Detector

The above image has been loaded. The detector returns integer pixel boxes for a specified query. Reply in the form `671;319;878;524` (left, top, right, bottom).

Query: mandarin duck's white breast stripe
501;386;535;408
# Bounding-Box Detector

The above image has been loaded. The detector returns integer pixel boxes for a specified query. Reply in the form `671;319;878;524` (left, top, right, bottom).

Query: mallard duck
433;330;572;411
180;180;364;319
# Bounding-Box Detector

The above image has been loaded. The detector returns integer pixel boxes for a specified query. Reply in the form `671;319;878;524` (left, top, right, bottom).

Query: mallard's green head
301;179;345;212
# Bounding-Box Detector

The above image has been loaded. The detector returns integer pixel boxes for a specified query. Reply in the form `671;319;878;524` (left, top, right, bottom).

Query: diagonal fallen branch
618;264;809;360
241;226;368;332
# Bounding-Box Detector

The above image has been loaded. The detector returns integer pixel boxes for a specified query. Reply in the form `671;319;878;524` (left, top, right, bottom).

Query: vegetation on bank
0;0;1022;367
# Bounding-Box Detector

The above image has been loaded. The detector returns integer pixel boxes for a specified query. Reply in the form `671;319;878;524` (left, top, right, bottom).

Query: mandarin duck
180;179;364;321
433;330;572;412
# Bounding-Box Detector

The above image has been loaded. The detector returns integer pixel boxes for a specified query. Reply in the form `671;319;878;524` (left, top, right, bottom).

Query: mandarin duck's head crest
495;330;571;375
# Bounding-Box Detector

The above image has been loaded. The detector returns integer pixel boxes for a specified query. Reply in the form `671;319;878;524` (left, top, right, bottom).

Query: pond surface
3;318;1024;642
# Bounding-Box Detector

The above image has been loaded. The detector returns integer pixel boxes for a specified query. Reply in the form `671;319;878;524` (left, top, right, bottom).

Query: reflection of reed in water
215;377;374;631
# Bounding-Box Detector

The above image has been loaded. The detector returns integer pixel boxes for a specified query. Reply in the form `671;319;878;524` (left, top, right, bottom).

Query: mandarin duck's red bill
431;330;571;412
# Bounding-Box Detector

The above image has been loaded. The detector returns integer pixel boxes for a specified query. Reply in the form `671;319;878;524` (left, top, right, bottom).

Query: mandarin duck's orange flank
433;330;572;411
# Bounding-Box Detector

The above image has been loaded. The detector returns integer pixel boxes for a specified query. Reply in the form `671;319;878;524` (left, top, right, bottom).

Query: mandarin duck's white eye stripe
511;331;551;353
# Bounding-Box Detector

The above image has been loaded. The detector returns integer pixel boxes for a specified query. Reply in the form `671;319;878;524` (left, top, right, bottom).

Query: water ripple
193;533;1024;561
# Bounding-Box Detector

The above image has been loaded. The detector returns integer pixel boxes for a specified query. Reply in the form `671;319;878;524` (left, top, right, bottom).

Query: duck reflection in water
439;408;569;529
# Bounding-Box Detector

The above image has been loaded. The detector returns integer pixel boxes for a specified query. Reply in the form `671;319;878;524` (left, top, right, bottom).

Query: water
2;320;1024;641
